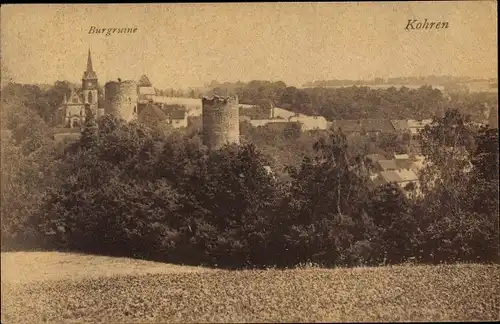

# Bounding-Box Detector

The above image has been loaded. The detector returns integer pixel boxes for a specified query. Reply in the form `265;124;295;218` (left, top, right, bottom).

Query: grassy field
1;252;499;323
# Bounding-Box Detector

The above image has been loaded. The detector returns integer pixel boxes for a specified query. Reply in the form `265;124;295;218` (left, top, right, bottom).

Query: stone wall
202;95;240;149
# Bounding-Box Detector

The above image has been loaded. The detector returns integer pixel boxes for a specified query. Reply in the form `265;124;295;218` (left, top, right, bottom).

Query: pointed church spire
83;48;97;81
87;48;94;72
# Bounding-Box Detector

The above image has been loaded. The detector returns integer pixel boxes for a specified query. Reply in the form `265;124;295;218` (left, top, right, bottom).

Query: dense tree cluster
207;80;497;122
1;82;498;268
2;82;105;127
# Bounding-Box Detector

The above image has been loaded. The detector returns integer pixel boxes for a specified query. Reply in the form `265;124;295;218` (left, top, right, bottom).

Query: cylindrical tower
104;81;120;118
202;95;240;150
104;80;138;122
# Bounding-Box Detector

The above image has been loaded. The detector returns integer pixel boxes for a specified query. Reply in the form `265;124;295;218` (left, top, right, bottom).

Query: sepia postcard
1;2;498;323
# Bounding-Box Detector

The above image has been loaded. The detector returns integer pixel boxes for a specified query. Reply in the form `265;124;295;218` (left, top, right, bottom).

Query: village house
330;119;396;139
366;151;428;198
169;109;188;128
373;169;421;198
390;119;434;153
138;102;188;129
376;159;399;172
365;153;387;164
288;115;328;131
138;103;169;126
273;107;297;119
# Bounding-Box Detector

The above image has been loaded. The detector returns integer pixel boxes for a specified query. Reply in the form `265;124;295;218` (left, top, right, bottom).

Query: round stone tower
202;95;240;150
104;80;138;122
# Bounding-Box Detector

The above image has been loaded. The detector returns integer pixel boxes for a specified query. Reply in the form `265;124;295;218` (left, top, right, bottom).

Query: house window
134;106;137;113
88;92;93;104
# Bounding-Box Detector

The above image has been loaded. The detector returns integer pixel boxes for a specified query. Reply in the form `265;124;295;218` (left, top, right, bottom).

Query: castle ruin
202;95;240;149
104;80;138;122
57;50;192;137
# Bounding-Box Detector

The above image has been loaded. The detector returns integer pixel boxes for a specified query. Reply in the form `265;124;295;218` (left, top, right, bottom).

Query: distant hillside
303;76;498;88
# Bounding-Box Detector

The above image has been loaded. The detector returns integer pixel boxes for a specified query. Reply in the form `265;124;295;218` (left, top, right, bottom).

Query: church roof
83;71;97;79
138;103;169;122
169;109;187;120
138;75;153;87
65;88;83;105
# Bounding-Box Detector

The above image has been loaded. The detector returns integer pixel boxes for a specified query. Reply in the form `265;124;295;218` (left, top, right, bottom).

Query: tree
310;130;368;217
471;127;499;182
188;143;279;267
80;105;98;149
1;88;53;156
468;127;499;261
1;124;60;250
280;129;372;266
366;184;420;263
42;81;72;125
280;86;299;106
417;109;498;263
419;109;476;195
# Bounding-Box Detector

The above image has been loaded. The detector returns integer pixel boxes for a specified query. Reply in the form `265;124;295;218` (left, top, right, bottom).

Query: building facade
60;89;85;128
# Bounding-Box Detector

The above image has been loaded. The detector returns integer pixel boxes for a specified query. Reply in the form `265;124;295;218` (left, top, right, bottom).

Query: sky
1;2;497;89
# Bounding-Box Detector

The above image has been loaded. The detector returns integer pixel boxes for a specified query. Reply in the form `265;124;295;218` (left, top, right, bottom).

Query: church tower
82;49;99;114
